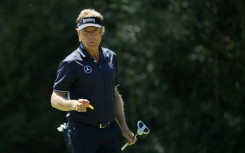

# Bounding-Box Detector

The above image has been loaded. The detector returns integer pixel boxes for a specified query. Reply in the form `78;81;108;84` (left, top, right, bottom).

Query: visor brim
76;23;102;30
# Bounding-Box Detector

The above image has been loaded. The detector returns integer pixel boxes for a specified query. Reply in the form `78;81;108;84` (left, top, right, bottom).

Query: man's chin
86;44;99;50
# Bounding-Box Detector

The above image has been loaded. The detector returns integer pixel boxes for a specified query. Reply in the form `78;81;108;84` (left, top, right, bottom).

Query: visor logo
82;18;95;23
84;65;92;74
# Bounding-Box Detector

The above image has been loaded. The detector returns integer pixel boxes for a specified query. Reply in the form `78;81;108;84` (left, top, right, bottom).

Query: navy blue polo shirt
53;44;119;126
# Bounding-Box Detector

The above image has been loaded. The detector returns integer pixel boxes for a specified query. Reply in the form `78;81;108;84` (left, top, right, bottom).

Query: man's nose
88;31;95;37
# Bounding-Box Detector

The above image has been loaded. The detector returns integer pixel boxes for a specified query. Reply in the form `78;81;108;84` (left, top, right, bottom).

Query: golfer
51;8;136;153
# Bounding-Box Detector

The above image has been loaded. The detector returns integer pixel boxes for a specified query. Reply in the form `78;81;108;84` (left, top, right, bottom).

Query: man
51;8;137;153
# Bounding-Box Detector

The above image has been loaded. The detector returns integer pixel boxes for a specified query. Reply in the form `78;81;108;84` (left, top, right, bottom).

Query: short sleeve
53;61;75;92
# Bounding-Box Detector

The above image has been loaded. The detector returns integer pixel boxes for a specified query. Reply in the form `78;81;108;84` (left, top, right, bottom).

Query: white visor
76;23;102;30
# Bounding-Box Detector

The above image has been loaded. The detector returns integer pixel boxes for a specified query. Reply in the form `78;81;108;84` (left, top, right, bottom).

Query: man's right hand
73;99;94;112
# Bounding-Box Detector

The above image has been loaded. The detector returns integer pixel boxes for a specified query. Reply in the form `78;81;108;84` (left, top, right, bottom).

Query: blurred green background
0;0;244;153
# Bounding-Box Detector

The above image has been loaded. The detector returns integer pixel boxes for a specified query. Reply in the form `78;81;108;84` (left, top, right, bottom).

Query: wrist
116;119;128;129
69;100;77;111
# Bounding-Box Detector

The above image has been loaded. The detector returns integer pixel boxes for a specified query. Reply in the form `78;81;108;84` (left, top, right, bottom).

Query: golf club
121;120;150;151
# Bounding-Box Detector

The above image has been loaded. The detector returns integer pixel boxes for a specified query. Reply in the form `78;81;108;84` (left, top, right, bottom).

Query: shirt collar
78;43;109;59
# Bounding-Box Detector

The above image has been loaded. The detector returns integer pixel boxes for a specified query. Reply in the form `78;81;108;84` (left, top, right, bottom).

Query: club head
137;120;150;135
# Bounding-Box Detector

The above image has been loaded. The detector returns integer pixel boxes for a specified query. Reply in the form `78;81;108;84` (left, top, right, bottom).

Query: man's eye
84;30;96;33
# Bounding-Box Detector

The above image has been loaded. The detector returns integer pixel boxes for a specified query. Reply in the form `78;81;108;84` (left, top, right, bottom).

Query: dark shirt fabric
53;44;119;126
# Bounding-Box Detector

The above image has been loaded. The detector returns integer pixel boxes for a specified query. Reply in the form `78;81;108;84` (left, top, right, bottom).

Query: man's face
78;26;103;50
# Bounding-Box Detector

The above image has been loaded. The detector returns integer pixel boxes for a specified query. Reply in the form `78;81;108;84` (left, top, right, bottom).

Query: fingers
127;133;137;145
78;99;90;104
75;99;94;112
122;129;137;145
75;101;87;112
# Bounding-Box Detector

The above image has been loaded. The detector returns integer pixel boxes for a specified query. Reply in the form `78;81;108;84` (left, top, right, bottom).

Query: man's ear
76;30;80;35
76;30;81;41
101;29;104;36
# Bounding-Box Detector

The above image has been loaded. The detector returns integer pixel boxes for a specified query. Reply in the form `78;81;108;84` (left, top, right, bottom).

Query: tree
0;0;244;153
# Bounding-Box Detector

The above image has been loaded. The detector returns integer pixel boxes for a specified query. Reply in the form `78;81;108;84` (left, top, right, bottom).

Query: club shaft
121;134;139;151
121;143;128;151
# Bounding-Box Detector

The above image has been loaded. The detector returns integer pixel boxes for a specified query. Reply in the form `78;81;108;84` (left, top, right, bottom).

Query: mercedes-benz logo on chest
84;65;92;74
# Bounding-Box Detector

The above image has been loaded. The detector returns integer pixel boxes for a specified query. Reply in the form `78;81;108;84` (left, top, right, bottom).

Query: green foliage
0;0;244;153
